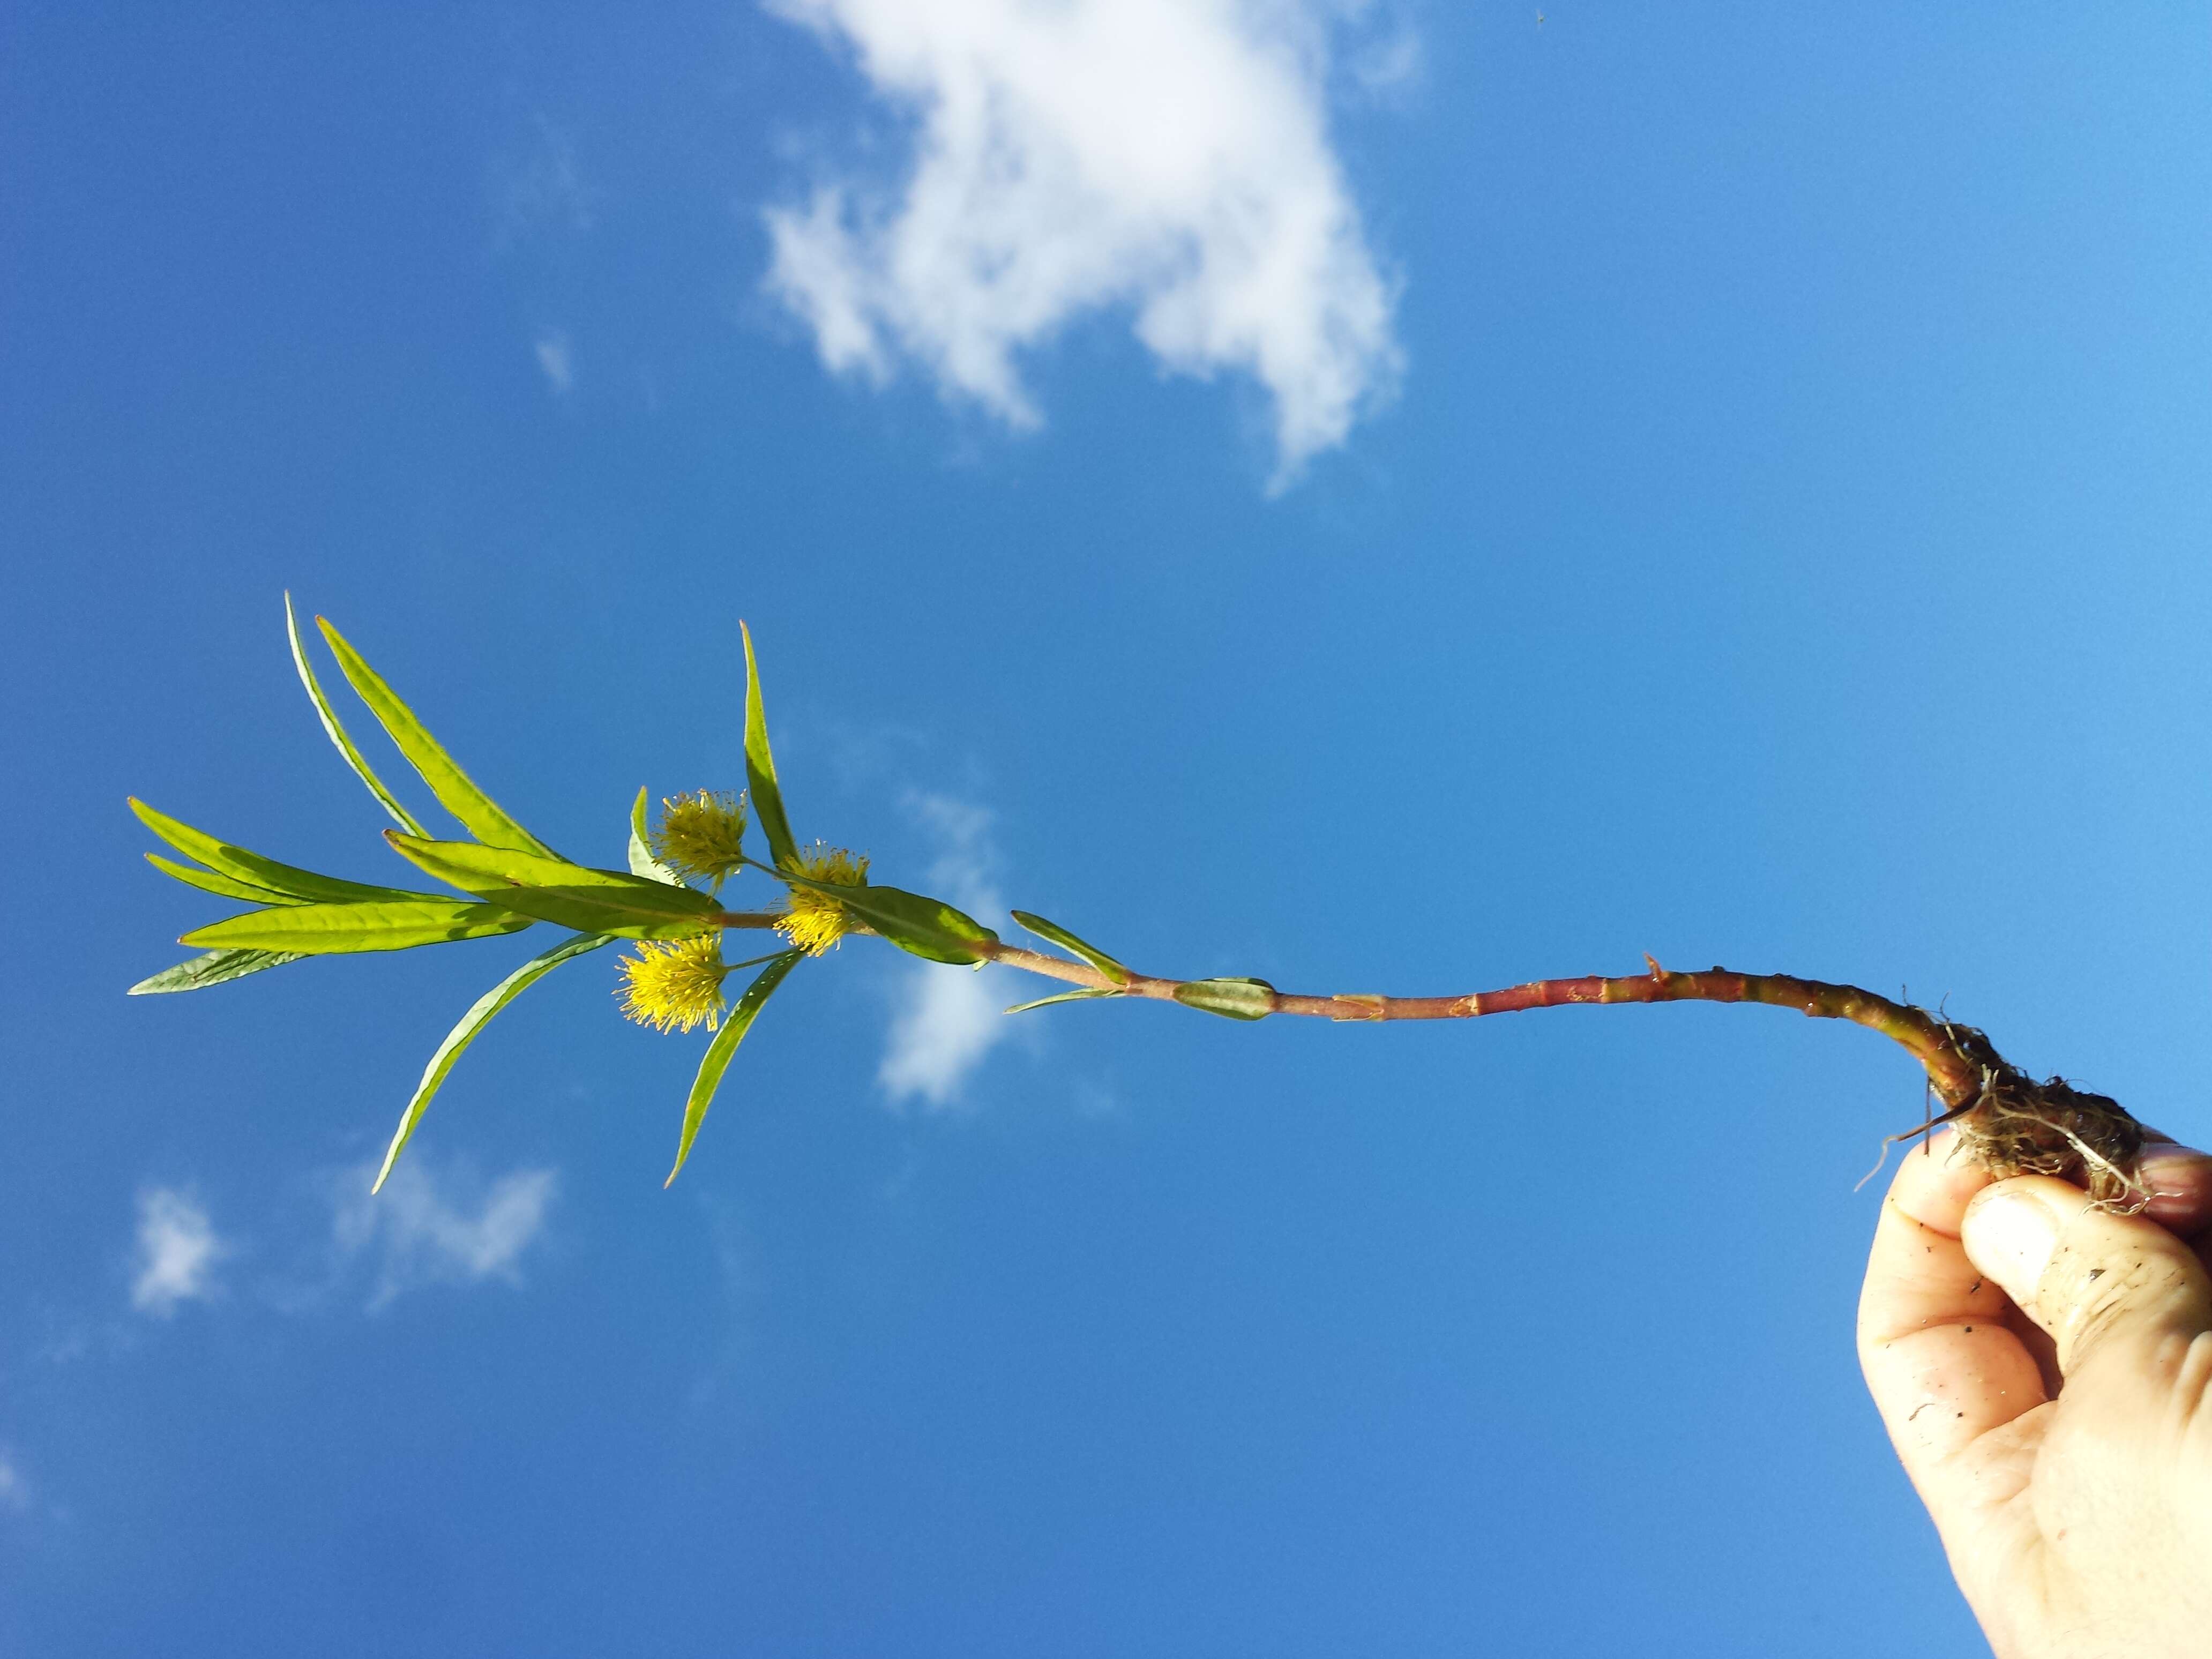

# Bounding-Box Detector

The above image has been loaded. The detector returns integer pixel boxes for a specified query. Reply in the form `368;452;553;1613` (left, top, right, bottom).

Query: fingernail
2139;1142;2212;1207
2140;1141;2209;1176
1970;1189;2061;1289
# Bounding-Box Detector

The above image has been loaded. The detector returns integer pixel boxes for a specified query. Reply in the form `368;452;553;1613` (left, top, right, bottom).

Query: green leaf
1171;976;1277;1021
386;834;721;939
130;798;433;905
627;787;690;887
1004;988;1120;1014
182;899;533;953
285;592;428;836
779;869;1000;966
128;947;306;995
666;949;803;1186
372;931;612;1193
741;622;798;870
146;852;306;907
1010;911;1132;985
316;616;559;858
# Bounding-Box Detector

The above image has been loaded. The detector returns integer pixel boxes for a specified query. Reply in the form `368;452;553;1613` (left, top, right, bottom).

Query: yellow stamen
652;790;749;890
616;933;730;1033
776;842;869;956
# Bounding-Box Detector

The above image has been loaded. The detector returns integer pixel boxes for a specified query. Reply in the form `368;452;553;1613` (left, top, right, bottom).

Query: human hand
1858;1126;2212;1657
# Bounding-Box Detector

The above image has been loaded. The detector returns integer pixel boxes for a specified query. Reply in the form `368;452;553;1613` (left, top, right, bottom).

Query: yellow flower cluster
776;842;869;956
616;933;730;1033
651;789;749;890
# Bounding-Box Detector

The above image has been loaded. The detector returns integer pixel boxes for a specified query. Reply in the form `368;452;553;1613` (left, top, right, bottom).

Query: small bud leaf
1004;988;1120;1015
627;787;691;887
1010;911;1132;985
1171;976;1278;1021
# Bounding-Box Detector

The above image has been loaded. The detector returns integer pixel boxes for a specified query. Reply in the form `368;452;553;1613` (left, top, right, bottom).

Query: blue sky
6;4;2212;1653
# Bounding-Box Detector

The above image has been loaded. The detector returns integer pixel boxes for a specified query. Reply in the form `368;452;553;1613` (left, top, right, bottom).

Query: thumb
1962;1176;2212;1380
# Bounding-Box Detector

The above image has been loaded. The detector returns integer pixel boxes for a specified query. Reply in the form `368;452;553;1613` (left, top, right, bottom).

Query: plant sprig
130;600;2154;1206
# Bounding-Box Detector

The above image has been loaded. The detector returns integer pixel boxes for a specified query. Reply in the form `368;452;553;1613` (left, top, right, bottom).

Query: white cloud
328;1160;558;1312
763;0;1404;487
878;792;1016;1108
534;330;574;394
129;1187;226;1317
880;959;1008;1109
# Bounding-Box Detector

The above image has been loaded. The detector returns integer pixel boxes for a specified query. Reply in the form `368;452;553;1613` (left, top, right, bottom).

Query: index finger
1857;1130;2049;1504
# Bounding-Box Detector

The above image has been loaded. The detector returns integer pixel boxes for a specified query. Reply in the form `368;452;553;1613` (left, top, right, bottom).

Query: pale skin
1859;1129;2212;1657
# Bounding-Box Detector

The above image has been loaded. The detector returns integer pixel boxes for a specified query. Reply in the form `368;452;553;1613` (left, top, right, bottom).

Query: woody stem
967;940;1989;1107
708;915;1989;1107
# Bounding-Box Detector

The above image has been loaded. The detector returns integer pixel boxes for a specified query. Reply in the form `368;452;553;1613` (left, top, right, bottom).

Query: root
1854;1081;1937;1193
1926;1021;2149;1209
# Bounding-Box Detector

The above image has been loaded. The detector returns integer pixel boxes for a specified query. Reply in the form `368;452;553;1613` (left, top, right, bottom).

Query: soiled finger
1857;1132;2049;1505
1962;1173;2212;1382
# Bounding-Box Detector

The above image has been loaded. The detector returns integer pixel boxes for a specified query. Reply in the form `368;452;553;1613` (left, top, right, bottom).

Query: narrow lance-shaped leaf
1011;911;1132;985
1005;988;1120;1015
146;853;307;907
627;787;690;887
666;950;804;1186
372;931;612;1193
316;616;560;858
285;592;427;835
741;622;798;870
131;798;431;905
386;834;721;939
183;899;533;954
128;947;307;996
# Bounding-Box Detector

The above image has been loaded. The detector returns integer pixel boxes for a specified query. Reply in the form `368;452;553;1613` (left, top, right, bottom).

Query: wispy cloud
878;792;1016;1108
129;1187;226;1318
534;330;574;394
0;1446;30;1515
493;116;597;244
763;0;1404;487
1348;22;1423;101
326;1159;558;1313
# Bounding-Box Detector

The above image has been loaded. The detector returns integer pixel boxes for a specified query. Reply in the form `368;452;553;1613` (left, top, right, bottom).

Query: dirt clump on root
1934;1025;2148;1208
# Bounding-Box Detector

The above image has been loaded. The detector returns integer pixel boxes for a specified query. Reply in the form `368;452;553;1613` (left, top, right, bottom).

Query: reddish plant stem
713;913;785;931
974;941;1986;1105
712;914;1987;1107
